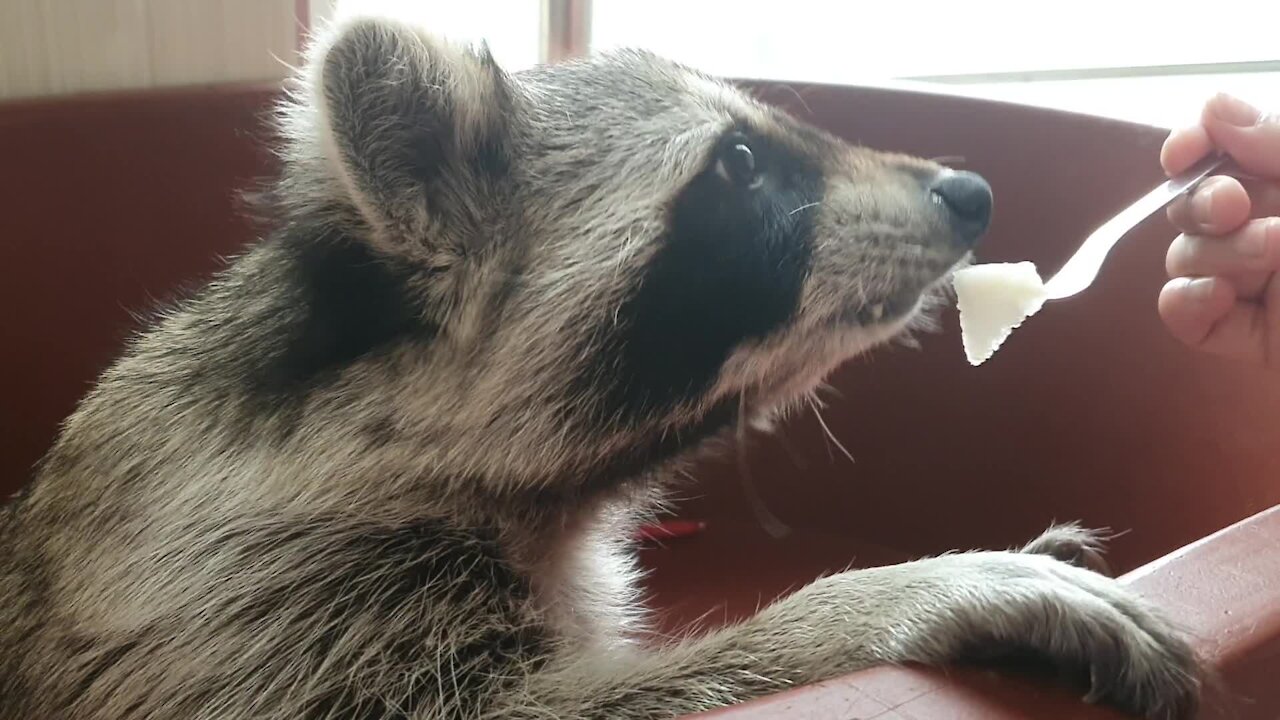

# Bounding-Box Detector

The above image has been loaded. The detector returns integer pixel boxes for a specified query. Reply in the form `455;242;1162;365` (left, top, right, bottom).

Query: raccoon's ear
308;16;513;253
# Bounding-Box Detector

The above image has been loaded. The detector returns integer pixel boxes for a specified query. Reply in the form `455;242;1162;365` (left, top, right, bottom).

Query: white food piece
952;262;1049;366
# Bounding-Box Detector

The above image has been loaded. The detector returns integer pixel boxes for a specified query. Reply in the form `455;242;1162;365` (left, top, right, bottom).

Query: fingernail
1186;277;1217;301
1211;94;1261;127
1190;184;1217;225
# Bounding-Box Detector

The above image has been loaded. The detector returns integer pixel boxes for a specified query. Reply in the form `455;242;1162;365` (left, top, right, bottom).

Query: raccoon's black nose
930;170;993;245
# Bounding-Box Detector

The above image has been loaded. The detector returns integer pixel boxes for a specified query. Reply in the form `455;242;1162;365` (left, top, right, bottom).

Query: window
318;0;543;71
320;0;1279;127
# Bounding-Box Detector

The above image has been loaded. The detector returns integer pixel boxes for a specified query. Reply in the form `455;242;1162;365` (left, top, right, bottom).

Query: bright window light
326;0;542;71
326;1;1279;127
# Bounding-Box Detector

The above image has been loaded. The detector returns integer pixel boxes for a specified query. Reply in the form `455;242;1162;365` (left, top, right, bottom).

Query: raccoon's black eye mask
577;122;823;427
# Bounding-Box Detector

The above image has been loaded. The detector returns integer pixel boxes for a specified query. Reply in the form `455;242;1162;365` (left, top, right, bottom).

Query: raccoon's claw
989;551;1201;719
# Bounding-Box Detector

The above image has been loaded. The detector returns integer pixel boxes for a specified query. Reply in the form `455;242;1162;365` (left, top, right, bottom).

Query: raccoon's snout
929;169;993;246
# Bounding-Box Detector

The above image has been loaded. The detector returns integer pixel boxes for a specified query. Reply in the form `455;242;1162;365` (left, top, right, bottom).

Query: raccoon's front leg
489;528;1200;720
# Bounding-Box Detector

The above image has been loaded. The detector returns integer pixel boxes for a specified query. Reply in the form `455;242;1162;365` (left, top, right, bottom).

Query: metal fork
1042;152;1240;300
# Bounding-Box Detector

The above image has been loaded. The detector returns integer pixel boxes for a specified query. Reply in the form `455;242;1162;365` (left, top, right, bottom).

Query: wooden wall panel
0;0;301;100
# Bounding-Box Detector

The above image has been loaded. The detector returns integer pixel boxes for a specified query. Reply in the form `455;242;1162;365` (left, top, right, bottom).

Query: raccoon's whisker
752;83;814;117
815;382;844;402
788;201;822;216
736;394;791;539
782;83;815;116
268;51;301;76
807;396;855;466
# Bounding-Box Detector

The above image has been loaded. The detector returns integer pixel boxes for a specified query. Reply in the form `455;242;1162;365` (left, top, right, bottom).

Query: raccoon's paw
1019;521;1113;576
957;552;1202;720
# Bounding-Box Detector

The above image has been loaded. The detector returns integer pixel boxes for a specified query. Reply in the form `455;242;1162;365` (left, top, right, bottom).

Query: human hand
1158;93;1280;370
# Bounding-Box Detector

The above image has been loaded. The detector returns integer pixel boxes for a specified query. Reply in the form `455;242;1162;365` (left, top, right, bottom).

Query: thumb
1201;93;1280;178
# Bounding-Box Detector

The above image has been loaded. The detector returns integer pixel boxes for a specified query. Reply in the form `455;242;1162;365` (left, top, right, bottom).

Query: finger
1161;124;1214;176
1166;218;1280;295
1239;178;1280;218
1194;301;1270;365
1168;176;1280;234
1201;93;1280;178
1158;276;1237;348
1166;175;1252;234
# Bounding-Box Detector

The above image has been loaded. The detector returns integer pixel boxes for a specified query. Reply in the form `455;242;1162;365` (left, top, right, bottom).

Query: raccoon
0;14;1200;720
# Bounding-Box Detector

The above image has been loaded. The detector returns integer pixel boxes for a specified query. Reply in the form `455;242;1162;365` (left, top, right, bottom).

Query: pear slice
952;262;1048;366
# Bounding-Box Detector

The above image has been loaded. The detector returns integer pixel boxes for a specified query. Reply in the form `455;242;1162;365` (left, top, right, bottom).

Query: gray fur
0;14;1199;720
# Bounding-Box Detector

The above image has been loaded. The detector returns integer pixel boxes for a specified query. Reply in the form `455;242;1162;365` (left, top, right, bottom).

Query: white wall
0;0;302;101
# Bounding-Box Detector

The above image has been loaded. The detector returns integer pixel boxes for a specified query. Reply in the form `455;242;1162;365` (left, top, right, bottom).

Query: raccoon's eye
715;136;759;188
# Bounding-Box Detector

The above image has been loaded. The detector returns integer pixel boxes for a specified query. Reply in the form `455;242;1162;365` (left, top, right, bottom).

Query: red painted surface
1;80;1276;718
0;84;281;496
1124;507;1280;719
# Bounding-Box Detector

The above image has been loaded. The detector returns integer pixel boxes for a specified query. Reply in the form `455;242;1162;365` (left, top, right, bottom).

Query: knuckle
1232;218;1278;268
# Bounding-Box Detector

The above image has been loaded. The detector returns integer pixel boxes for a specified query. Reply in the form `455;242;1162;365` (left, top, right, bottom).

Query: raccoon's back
0;509;50;719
